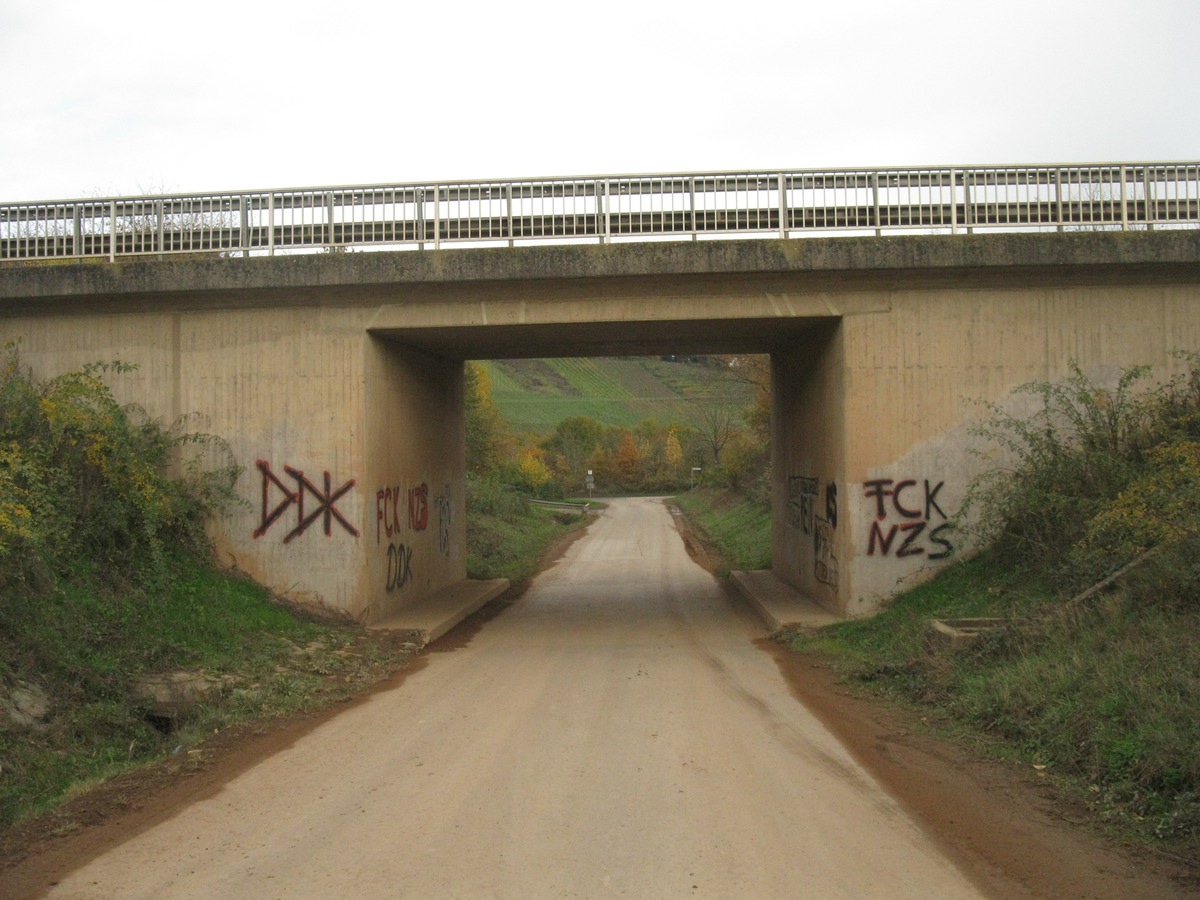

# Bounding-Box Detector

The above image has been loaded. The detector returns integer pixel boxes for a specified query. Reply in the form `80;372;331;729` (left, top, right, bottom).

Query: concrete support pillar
771;321;847;614
362;339;467;622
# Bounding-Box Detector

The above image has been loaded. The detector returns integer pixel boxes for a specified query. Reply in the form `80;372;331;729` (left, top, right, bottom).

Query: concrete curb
730;570;841;633
369;578;510;646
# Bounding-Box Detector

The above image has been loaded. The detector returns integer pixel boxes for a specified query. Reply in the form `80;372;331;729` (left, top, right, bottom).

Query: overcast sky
2;0;1197;201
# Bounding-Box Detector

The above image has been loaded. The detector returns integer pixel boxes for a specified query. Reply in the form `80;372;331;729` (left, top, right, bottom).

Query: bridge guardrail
2;163;1198;262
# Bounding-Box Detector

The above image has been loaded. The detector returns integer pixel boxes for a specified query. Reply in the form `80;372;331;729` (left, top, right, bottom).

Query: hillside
483;357;754;434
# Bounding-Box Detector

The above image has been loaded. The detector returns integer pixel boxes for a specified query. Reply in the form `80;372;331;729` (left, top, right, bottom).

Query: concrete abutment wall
773;282;1200;617
0;307;467;623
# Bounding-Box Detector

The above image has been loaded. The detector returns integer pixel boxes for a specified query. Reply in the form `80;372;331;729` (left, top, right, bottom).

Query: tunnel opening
366;314;845;626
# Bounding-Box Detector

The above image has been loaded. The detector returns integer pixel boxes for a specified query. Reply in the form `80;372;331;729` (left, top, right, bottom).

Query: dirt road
10;497;1194;898
26;497;984;898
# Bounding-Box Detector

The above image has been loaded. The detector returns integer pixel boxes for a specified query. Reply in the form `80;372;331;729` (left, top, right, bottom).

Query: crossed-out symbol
253;460;359;543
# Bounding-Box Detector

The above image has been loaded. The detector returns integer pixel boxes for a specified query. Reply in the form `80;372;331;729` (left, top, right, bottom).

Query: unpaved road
6;498;1195;898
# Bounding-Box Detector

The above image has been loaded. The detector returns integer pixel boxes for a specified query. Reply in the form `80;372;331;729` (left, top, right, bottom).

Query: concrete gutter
368;577;510;647
731;570;841;632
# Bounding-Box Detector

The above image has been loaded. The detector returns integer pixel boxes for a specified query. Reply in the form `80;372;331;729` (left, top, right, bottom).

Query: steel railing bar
2;163;1199;261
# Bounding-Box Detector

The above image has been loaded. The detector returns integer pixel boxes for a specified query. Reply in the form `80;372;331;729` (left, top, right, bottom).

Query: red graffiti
375;486;404;542
408;483;428;531
254;460;359;543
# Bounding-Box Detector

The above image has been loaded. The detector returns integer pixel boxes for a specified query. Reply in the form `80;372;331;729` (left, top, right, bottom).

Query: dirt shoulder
760;638;1199;898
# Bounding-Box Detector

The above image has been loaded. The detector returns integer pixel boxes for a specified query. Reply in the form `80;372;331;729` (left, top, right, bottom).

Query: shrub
965;361;1158;578
0;342;240;589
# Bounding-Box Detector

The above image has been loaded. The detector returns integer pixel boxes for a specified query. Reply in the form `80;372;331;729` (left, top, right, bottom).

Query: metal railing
2;163;1198;262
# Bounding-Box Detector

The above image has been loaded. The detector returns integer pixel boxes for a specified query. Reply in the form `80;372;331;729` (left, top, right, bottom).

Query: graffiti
787;475;818;533
376;487;401;542
386;542;414;591
814;517;838;589
375;482;435;588
790;474;839;589
864;478;953;560
254;460;358;543
409;483;429;531
376;484;429;541
435;487;452;557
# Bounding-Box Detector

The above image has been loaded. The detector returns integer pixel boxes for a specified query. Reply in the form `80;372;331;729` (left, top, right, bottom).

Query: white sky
2;0;1198;201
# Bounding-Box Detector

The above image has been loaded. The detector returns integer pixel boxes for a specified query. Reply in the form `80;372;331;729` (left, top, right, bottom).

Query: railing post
506;184;514;247
72;205;82;258
949;168;958;235
964;169;974;234
108;200;116;262
239;196;249;255
778;172;788;238
689;177;697;241
873;172;881;236
326;191;336;247
1120;165;1128;231
1056;168;1064;232
434;184;441;251
603;180;611;244
1143;166;1153;230
157;199;165;255
268;193;275;256
417;188;425;250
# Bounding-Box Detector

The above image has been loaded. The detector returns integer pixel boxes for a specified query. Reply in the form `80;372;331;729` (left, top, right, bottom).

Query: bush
965;361;1154;576
0;342;240;589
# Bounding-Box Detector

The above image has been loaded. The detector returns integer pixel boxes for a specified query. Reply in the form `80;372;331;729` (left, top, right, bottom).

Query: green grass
485;357;752;434
0;554;337;830
672;486;771;573
465;476;591;584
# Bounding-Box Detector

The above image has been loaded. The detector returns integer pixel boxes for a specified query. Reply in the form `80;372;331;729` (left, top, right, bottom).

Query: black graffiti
386;542;414;591
788;475;818;533
864;477;953;560
814;517;839;588
254;460;359;543
863;478;945;520
867;520;954;560
435;489;452;557
825;482;838;530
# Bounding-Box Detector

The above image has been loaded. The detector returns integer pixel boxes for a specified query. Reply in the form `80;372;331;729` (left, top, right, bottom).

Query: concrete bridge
3;168;1200;625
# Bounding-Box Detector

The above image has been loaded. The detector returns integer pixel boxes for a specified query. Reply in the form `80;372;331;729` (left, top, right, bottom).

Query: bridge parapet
2;163;1198;262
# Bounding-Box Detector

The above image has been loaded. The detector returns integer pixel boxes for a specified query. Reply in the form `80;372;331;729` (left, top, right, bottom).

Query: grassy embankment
466;474;591;584
672;486;771;573
681;361;1200;858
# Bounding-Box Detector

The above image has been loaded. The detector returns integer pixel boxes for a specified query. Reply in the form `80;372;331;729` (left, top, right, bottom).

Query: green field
484;357;753;434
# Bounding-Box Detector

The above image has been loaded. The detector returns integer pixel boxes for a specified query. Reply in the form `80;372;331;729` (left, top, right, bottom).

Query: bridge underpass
2;230;1200;626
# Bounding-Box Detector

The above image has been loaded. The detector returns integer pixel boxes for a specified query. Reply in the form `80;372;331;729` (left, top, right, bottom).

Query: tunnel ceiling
370;316;826;360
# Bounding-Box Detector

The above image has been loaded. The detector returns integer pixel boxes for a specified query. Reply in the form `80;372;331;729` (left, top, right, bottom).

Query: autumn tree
464;362;509;475
616;431;643;489
516;447;552;493
664;427;683;478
